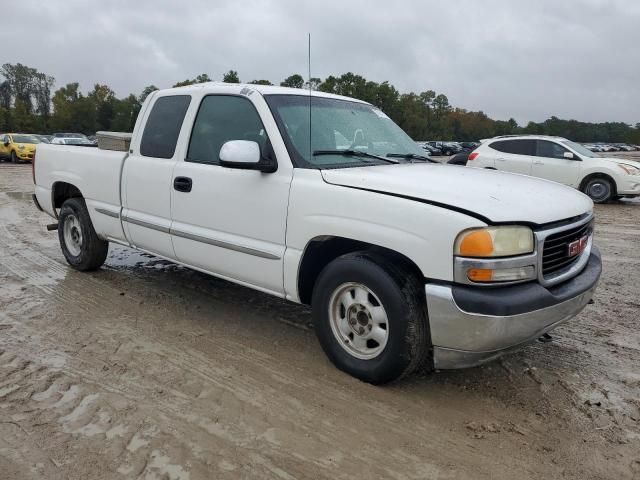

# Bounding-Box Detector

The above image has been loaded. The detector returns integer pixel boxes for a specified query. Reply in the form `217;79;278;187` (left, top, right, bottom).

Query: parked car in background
598;144;618;152
51;137;95;146
0;133;40;163
447;151;470;166
584;144;603;152
458;142;479;151
32;83;601;384
468;135;640;203
53;132;89;140
615;144;635;152
34;135;52;144
427;141;461;156
422;144;443;156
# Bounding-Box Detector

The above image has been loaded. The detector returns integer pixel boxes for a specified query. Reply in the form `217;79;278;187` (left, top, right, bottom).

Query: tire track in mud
0;222;480;478
0;221;556;478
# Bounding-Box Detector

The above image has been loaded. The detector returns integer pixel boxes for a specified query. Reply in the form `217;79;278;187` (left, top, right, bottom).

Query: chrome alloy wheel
63;214;83;256
328;282;389;359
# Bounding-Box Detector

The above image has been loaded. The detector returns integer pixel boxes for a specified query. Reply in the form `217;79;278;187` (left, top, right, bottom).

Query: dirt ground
0;158;639;480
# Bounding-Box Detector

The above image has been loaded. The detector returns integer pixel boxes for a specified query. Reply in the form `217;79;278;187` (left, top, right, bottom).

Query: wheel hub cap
329;283;389;360
589;182;608;200
63;214;83;256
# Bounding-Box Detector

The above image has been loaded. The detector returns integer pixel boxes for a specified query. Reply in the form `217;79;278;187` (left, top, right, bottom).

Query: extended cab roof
164;82;372;105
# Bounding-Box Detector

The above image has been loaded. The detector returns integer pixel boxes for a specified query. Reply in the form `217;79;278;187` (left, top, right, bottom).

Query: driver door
170;94;292;295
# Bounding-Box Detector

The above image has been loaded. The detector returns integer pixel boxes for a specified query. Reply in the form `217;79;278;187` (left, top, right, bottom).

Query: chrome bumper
426;250;601;369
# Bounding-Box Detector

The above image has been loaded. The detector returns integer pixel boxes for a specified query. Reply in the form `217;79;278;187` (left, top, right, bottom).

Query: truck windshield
264;94;426;168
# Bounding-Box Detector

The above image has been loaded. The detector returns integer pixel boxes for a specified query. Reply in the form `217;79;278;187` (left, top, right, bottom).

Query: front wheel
11;151;18;163
58;198;109;271
312;252;430;384
582;177;614;203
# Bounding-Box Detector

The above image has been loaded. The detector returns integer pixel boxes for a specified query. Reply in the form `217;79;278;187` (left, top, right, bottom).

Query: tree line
1;62;638;144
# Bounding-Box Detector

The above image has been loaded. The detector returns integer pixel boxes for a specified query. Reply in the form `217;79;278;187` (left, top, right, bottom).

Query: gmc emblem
568;236;588;257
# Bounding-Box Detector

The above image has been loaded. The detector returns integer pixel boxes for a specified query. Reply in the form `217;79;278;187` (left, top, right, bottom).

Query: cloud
2;0;638;124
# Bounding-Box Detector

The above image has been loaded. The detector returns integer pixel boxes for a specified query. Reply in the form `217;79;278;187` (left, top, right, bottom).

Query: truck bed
34;144;128;242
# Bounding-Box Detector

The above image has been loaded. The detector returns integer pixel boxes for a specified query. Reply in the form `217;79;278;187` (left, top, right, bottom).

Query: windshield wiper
313;149;399;164
387;153;437;163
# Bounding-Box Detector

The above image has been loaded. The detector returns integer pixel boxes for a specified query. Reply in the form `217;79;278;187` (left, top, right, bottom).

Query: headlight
454;226;537;284
617;164;640;175
17;144;25;150
454;226;534;258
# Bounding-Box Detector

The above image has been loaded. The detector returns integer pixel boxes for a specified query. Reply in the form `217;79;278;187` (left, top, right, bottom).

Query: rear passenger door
121;94;191;258
489;139;536;176
531;140;582;187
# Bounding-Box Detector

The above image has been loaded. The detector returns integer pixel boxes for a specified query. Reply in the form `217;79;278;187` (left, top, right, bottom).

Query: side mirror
219;140;277;173
563;151;575;160
3;141;9;147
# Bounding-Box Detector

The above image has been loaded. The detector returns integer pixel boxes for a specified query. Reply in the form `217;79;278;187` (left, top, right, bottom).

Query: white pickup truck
33;83;601;384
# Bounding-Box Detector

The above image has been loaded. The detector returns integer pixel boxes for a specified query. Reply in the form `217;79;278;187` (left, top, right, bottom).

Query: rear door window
489;139;535;156
140;95;191;159
536;140;571;159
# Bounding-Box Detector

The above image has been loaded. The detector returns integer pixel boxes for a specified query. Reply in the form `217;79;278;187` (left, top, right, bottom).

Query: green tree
249;79;273;85
0;63;38;114
173;74;211;87
280;74;305;89
88;84;116;131
222;70;240;83
139;85;159;104
111;94;140;132
305;77;322;90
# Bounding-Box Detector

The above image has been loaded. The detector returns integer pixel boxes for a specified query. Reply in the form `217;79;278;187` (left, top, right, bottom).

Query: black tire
11;151;18;164
58;198;108;271
582;177;614;203
311;252;430;384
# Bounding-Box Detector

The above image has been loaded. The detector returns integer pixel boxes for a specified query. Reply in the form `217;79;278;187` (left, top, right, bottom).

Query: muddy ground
0;159;639;479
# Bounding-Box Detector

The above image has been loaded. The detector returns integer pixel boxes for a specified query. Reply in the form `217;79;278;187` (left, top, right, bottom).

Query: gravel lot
0;159;639;479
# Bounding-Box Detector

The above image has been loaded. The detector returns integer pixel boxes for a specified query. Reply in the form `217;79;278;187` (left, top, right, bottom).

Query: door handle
496;157;507;162
173;176;193;192
533;160;544;165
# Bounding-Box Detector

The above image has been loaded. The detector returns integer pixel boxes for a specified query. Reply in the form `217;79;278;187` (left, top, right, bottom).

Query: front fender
283;170;485;301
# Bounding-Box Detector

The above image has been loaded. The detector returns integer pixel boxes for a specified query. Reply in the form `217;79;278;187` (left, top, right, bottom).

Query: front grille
542;221;593;276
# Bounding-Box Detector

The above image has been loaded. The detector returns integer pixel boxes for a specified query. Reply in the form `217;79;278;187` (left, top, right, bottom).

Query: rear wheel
58;198;108;271
312;252;430;384
582;177;614;203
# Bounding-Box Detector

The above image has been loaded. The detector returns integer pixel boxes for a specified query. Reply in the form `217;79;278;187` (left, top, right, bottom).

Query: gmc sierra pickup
32;83;601;384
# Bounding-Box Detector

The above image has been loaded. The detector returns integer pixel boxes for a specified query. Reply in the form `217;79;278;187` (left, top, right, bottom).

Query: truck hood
321;163;593;225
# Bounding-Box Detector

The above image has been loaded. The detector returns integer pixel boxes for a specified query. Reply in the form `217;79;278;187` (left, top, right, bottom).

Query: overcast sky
3;0;639;125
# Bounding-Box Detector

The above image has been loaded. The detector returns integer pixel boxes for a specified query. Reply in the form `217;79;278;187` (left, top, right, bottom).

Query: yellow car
0;133;40;163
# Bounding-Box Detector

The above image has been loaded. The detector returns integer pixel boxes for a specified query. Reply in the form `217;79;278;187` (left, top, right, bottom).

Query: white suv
468;135;640;203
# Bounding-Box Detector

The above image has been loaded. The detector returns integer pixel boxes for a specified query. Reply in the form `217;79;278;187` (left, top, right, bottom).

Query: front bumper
426;248;601;369
616;176;640;196
16;151;35;161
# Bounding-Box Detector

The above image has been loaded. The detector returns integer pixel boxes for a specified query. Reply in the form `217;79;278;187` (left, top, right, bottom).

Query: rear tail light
468;152;479;161
32;150;36;183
